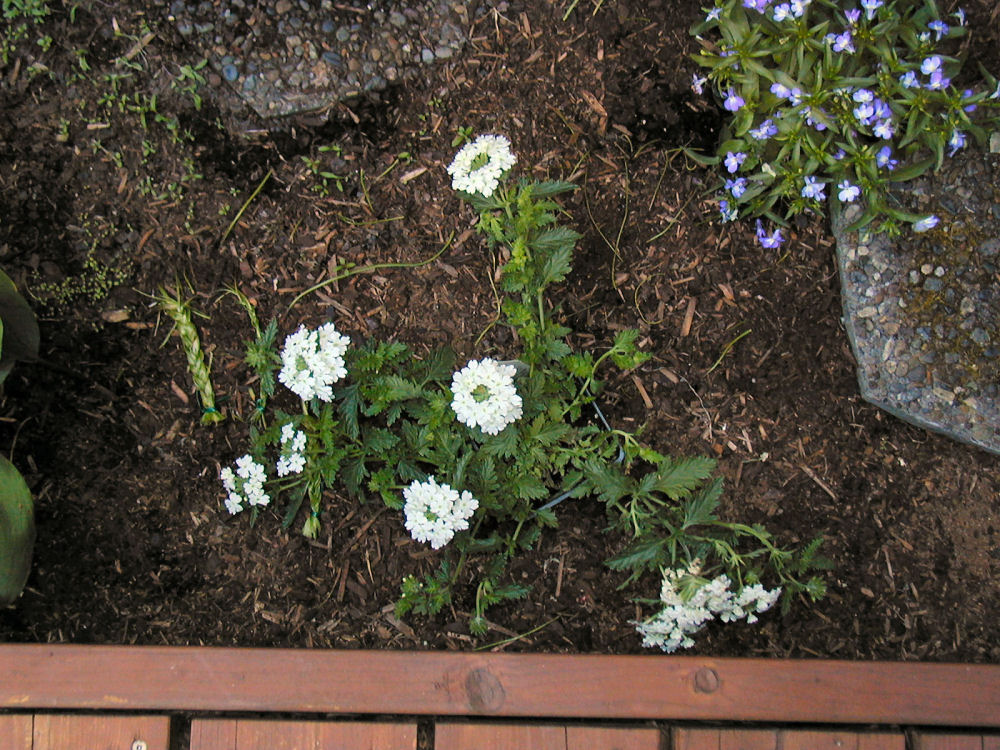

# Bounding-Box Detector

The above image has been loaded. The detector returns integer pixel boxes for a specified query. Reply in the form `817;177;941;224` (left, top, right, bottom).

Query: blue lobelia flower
801;175;826;200
837;180;861;202
724;151;747;173
755;220;785;248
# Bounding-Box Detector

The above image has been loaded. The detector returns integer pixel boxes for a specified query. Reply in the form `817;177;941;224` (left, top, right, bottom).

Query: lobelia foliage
0;267;39;605
220;136;827;640
690;0;1000;239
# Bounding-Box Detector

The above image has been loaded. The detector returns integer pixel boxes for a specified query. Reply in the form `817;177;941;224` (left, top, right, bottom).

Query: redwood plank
674;729;904;750
781;731;904;749
0;715;32;750
435;722;566;750
566;725;663;749
189;718;238;750
2;645;1000;726
32;714;169;750
913;736;986;750
190;719;416;750
674;728;779;750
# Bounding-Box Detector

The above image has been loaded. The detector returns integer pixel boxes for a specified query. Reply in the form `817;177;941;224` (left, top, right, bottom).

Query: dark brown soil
1;0;999;661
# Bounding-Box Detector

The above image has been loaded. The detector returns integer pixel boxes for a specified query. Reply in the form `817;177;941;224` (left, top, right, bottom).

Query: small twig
474;617;559;651
220;169;273;246
286;231;454;312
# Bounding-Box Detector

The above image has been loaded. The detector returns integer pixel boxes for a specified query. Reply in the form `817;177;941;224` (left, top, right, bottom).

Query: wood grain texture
913;735;1000;750
0;715;32;750
2;645;999;726
190;719;416;750
31;714;169;750
565;725;663;749
674;728;905;750
435;722;567;750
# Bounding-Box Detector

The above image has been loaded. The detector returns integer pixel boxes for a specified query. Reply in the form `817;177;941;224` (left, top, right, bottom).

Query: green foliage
0;268;39;384
0;453;34;605
222;145;826;637
0;268;37;605
2;0;48;21
691;0;1000;235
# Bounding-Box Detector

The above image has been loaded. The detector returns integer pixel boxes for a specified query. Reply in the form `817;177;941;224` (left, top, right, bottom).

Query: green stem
287;231;454;312
220;169;272;245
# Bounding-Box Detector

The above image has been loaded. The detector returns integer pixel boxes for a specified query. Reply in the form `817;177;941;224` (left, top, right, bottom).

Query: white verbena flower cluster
276;422;307;477
635;567;781;653
451;358;523;435
278;322;350;402
220;455;270;515
403;476;479;549
446;134;516;198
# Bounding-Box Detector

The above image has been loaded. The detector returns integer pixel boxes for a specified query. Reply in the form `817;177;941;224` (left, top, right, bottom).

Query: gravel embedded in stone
832;149;1000;455
162;0;473;118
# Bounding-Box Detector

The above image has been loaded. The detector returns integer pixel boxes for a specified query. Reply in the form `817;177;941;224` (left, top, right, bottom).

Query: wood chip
399;166;427;183
631;374;653;409
680;297;697;337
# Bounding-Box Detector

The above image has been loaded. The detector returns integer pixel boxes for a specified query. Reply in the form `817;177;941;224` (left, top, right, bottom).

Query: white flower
446;134;517;198
402;477;479;549
451;358;523;435
276;422;308;477
221;455;270;514
278;323;350;402
636;567;781;651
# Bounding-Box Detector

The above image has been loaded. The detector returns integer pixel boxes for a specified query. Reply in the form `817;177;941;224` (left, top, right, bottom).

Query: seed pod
157;286;225;425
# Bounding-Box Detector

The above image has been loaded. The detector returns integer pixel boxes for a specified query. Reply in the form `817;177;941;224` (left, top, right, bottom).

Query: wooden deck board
3;645;999;726
0;716;31;750
674;728;906;750
913;736;1000;750
190;719;417;750
435;722;662;750
31;714;170;750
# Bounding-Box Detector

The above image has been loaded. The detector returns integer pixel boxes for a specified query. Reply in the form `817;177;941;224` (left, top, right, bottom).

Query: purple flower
719;199;738;222
913;215;939;232
844;8;861;23
900;71;919;89
860;0;882;19
962;89;977;113
926;70;950;90
743;0;772;11
876;146;898;170
928;19;949;40
755;220;785;249
725;177;748;198
921;56;942;75
789;0;808;17
772;2;792;21
833;148;847;160
801;175;826;200
831;30;855;52
948;130;967;156
873;119;894;139
749;119;778;140
837;180;860;202
770;82;791;99
805;109;828;131
724;151;747;173
953;8;965;26
706;7;722;21
724;88;746;112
